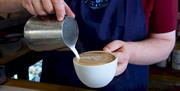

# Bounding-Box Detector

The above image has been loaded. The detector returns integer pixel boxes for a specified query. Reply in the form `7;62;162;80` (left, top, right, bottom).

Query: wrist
126;41;136;63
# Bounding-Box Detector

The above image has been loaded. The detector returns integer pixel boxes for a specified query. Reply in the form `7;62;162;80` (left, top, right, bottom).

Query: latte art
75;51;115;66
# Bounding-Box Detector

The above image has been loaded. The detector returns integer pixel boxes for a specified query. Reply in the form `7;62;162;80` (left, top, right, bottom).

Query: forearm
127;31;176;65
0;0;22;13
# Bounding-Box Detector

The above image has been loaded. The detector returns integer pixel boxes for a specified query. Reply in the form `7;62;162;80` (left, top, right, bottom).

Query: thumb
103;40;124;52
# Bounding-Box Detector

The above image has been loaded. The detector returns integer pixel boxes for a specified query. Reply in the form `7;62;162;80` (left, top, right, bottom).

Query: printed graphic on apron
84;0;109;9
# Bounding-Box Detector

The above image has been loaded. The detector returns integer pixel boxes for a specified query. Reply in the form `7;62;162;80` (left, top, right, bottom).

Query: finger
115;61;128;76
64;2;75;18
51;0;65;21
22;0;37;15
103;40;125;52
113;52;128;76
32;0;47;16
42;0;54;14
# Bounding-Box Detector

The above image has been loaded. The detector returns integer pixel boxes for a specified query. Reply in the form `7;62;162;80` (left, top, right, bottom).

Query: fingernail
58;16;64;21
72;14;75;18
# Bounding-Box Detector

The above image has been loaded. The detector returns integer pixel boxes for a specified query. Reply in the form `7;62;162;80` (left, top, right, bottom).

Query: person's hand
103;40;130;76
21;0;75;21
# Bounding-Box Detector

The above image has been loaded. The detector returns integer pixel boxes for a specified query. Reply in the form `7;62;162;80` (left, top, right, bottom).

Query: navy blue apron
41;0;148;90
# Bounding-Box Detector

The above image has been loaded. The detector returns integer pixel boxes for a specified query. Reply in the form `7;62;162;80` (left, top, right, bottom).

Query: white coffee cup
73;51;118;88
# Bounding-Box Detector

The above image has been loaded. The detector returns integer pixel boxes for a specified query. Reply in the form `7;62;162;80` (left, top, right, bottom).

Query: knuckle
38;10;47;15
113;40;120;43
119;41;125;44
123;55;129;62
26;0;32;6
46;7;53;13
51;0;60;4
114;40;123;44
22;0;30;7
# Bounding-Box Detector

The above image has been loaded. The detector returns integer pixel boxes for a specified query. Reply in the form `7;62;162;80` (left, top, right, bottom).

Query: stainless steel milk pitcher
24;16;79;51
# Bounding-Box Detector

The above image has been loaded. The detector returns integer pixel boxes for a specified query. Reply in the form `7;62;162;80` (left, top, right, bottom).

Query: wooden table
2;79;94;91
149;65;180;91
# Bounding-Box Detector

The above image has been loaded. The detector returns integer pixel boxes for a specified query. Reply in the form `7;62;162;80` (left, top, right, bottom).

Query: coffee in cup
74;51;115;66
73;51;117;88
